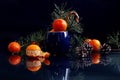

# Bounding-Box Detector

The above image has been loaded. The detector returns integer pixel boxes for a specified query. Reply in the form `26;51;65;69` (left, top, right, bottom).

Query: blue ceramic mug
46;31;70;56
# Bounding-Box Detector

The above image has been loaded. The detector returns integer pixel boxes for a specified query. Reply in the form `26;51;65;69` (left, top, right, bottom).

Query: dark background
0;0;120;49
0;0;120;80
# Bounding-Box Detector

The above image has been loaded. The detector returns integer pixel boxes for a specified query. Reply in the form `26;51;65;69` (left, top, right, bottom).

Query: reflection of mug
46;31;70;56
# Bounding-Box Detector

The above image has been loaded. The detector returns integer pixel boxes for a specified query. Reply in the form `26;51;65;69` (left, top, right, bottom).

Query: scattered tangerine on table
89;39;101;51
26;44;41;57
8;41;21;53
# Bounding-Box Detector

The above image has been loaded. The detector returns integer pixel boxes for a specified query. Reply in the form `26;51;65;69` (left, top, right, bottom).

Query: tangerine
52;19;67;31
8;41;21;53
26;44;42;57
89;39;101;51
84;38;92;43
43;52;50;59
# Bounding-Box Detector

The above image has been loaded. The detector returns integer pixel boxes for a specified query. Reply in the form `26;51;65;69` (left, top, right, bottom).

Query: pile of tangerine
8;41;50;72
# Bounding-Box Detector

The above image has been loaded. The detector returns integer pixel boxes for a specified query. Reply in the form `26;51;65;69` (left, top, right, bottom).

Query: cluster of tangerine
8;41;50;72
84;38;101;52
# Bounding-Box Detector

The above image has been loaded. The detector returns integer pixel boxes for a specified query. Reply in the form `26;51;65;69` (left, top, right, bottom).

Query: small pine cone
100;43;111;54
76;42;93;57
81;42;93;53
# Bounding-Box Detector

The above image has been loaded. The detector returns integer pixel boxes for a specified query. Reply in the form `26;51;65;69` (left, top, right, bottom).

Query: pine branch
107;31;120;48
18;30;46;46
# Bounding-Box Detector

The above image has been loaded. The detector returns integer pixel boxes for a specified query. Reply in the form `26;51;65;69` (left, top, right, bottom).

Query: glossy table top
0;50;120;80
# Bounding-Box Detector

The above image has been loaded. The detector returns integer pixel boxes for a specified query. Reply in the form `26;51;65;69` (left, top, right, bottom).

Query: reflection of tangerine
44;59;50;66
8;55;21;65
89;39;101;51
26;44;42;57
8;41;21;53
37;56;45;62
91;53;101;64
26;59;41;72
52;19;68;31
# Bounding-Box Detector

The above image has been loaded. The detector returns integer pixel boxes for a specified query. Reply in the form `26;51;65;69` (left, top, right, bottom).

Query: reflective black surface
0;51;120;80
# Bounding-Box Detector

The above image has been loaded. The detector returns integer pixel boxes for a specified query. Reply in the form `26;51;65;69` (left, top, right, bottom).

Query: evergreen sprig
17;28;48;57
51;3;70;20
107;31;120;49
51;3;84;48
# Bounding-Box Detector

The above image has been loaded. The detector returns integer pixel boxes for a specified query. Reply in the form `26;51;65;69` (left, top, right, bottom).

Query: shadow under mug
46;31;70;56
